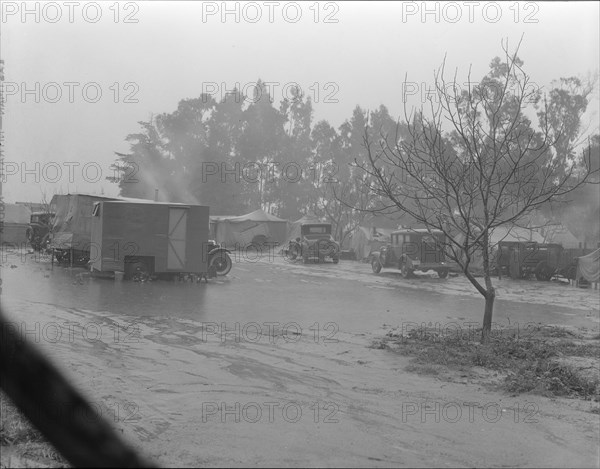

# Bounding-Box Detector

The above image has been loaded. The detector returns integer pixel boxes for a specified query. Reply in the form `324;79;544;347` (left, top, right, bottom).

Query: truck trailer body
90;200;210;277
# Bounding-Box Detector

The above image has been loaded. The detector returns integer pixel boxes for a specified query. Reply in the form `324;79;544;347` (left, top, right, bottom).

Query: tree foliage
109;55;598;292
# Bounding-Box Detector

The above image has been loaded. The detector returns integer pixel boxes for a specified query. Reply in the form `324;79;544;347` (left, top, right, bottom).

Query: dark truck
370;228;449;278
286;223;340;264
496;241;594;281
26;211;55;251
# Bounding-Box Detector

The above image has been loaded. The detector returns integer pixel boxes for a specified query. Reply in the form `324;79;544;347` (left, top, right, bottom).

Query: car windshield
304;234;330;240
306;226;329;234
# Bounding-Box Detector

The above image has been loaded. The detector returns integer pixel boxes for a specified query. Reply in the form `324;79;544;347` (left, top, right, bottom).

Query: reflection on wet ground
2;249;597;334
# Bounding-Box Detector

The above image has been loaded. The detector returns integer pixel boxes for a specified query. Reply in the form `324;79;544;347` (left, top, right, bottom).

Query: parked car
287;223;340;264
26;211;54;251
496;241;594;281
370;228;449;278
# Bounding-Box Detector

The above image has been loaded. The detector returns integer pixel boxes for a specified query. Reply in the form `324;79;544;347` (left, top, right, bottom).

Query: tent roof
292;214;323;224
543;226;581;248
354;226;393;240
104;198;205;207
490;226;544;244
213;209;287;223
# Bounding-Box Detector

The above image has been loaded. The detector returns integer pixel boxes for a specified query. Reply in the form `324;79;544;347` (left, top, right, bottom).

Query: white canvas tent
285;213;323;244
210;209;288;248
489;226;544;245
350;226;393;261
541;225;582;248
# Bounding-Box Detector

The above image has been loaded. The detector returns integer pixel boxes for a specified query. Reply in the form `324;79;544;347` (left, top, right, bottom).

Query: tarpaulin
576;248;600;283
49;194;117;249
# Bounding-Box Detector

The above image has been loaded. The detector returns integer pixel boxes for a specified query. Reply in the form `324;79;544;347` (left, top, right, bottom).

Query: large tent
210;209;288;248
489;226;544;245
285;213;323;244
541;225;582;249
350;226;393;261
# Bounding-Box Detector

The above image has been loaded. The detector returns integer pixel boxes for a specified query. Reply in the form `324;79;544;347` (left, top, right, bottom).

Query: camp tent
350;226;393;261
489;225;544;245
285;213;323;244
210;209;288;248
2;204;31;244
541;225;582;249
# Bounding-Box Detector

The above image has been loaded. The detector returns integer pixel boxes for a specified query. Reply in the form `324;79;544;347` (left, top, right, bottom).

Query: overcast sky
1;1;599;202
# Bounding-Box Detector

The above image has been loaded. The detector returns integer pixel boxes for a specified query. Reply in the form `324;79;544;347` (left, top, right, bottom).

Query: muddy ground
1;250;599;467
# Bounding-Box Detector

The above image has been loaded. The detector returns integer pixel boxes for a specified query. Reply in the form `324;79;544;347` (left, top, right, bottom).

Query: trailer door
167;207;188;269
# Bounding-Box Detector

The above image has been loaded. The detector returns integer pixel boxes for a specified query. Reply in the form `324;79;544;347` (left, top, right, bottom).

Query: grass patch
1;392;68;467
380;325;600;399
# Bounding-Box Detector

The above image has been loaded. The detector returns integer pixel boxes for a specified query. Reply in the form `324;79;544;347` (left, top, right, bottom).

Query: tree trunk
481;289;495;343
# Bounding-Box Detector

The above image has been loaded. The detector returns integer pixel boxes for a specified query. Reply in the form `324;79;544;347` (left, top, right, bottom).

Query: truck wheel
371;257;382;274
210;252;232;276
534;261;554;281
508;261;520;279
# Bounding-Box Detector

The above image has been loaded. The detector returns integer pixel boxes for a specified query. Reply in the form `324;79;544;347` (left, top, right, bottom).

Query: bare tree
313;178;375;245
354;39;599;342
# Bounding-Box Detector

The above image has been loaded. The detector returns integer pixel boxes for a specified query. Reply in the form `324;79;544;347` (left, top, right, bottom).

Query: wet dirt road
1;251;599;467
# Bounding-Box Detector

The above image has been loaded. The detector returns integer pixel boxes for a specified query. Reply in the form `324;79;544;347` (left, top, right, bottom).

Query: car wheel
371;257;382;274
210;252;232;276
332;256;339;264
289;245;300;260
437;268;449;279
400;262;413;279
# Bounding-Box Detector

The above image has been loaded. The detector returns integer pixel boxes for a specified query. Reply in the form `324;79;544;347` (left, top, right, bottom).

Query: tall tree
108;118;172;200
277;87;314;220
237;80;288;213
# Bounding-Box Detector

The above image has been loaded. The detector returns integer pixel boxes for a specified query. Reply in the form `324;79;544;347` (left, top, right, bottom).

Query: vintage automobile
287;223;340;264
26;211;55;251
495;241;594;281
370;228;449;278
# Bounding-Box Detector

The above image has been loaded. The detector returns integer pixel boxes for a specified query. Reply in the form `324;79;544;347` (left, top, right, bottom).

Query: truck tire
534;261;554;281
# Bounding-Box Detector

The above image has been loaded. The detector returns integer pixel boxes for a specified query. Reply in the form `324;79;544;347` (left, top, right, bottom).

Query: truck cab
26;211;55;251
